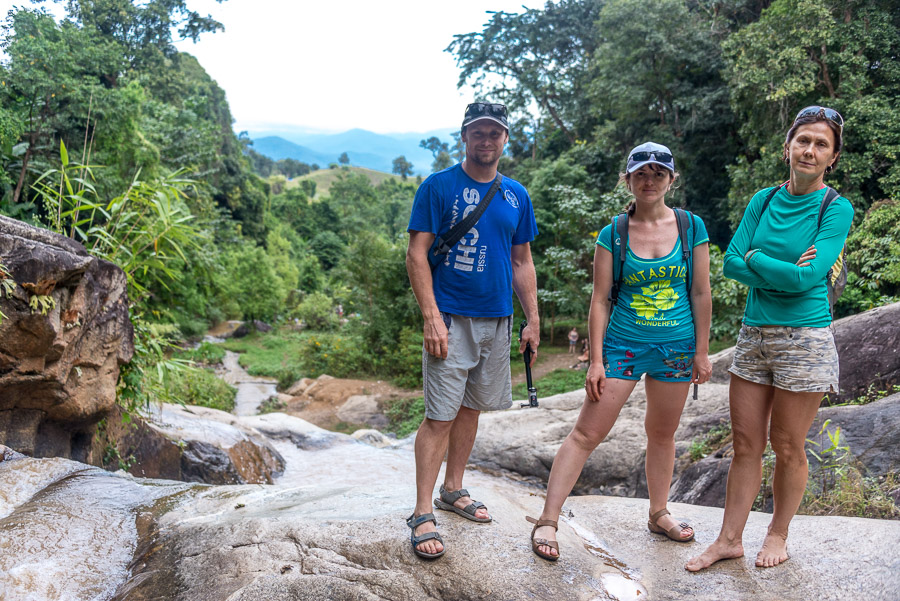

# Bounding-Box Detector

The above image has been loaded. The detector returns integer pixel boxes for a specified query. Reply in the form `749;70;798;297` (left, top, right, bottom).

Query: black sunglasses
794;106;844;129
629;151;673;163
466;102;507;118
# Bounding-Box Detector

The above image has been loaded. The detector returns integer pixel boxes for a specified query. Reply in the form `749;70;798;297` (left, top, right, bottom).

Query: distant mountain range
246;127;459;175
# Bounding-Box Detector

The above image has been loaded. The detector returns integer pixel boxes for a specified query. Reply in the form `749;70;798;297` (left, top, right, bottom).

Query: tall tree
392;155;414;180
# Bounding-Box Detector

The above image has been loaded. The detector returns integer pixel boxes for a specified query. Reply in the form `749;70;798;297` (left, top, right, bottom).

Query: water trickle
0;457;188;601
564;515;649;601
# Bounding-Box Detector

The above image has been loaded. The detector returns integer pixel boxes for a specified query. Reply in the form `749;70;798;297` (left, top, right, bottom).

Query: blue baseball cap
626;142;675;173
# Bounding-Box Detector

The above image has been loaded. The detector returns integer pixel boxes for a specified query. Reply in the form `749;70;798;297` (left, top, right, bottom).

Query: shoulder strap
817;186;840;227
608;212;629;306
760;182;788;216
430;173;503;271
673;208;693;295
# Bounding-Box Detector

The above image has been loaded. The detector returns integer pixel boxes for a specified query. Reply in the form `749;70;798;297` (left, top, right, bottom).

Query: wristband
744;248;760;263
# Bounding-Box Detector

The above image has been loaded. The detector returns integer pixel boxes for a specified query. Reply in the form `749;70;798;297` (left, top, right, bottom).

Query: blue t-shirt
407;164;538;317
597;212;709;342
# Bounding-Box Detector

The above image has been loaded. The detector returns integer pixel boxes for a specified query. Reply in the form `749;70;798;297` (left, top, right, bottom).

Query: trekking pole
519;320;538;408
693;383;699;401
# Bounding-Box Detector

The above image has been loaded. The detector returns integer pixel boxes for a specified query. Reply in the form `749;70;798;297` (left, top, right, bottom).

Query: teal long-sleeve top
723;185;853;327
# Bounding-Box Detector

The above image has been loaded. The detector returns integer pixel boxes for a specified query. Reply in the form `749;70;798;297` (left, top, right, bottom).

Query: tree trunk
11;141;33;205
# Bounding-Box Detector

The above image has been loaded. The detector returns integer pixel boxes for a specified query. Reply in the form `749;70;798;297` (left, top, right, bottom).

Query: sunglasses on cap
794;106;844;129
629;151;673;164
465;102;507;118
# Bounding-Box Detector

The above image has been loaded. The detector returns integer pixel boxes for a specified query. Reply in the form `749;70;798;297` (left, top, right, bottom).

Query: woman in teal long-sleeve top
688;107;853;572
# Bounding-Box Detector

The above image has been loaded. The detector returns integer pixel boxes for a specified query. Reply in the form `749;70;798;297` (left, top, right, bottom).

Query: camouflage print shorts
729;324;839;393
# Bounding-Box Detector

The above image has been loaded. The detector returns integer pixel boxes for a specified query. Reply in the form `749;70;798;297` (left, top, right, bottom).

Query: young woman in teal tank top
527;143;713;561
688;107;853;572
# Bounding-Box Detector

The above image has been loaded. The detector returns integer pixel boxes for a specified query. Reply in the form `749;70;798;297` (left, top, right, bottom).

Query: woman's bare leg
758;389;822;567
532;378;637;557
686;375;773;571
644;377;693;537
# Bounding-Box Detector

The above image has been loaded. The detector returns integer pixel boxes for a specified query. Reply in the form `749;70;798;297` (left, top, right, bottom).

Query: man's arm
406;230;448;359
511;242;539;364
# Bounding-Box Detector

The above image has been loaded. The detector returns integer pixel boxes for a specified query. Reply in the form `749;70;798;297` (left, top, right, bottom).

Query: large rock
472;381;732;498
811;393;900;477
0;215;133;462
831;302;900;403
129;403;287;484
2;413;898;601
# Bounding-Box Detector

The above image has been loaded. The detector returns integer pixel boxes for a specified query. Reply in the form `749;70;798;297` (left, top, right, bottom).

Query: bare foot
412;515;444;556
685;538;744;572
756;530;789;567
532;524;559;559
453;493;489;520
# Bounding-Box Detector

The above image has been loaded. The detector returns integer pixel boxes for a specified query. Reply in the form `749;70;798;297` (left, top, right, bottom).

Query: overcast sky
173;0;546;134
2;0;544;134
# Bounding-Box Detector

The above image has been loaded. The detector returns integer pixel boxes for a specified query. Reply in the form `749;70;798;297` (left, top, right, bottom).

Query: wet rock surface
5;425;899;601
0;215;133;462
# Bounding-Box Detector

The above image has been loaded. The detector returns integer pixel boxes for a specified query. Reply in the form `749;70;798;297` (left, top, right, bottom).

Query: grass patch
754;420;900;519
687;423;732;462
258;395;287;414
174;341;226;365
289;166;407;199
384;396;425;438
510;344;568;379
513;367;585;399
221;329;307;389
166;366;236;412
826;383;900;407
709;335;736;355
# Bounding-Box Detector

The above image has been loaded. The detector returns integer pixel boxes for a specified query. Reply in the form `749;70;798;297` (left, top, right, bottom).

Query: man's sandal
406;513;446;559
647;508;694;542
433;484;491;523
526;516;560;562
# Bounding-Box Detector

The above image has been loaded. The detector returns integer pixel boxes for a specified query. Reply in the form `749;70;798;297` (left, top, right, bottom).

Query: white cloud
170;0;543;134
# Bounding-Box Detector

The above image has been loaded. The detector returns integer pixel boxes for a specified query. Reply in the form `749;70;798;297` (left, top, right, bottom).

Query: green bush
294;291;338;330
384;396;425;438
174;341;226;365
166;366;236;411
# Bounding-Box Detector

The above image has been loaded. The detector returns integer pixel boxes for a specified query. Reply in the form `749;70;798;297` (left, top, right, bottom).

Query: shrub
295;291;338;330
165;366;236;411
384;396;425;438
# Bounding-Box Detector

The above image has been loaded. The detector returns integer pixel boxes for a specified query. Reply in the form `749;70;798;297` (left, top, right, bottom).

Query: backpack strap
760;182;788;216
673;208;694;295
608;212;629;306
818;186;840;227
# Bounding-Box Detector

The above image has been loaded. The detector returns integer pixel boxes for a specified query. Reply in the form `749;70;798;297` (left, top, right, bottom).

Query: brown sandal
526;516;560;561
648;508;694;542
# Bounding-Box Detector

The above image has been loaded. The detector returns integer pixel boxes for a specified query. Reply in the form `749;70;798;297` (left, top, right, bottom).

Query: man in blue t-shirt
404;102;539;559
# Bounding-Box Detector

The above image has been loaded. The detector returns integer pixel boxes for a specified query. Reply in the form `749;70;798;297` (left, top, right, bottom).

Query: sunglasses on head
466;102;507;118
794;106;844;129
629;151;673;164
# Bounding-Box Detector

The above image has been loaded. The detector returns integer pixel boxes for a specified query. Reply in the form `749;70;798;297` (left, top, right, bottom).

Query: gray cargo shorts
729;324;839;393
422;312;513;421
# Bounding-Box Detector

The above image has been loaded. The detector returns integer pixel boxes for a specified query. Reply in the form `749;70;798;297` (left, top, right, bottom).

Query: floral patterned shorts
603;334;695;382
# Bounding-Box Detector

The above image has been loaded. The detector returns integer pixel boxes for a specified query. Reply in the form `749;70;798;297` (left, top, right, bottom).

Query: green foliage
512;368;585;399
165;365;236;411
215;244;287;322
258;395;287;414
294;291;338;331
722;0;900;223
687;423;732;462
709;244;747;340
174;341;226;365
221;329;306;389
384;396;425;438
392;155;414;180
837;199;900;316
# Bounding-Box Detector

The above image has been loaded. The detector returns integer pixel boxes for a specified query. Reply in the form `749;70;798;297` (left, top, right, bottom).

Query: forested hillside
1;0;899;410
